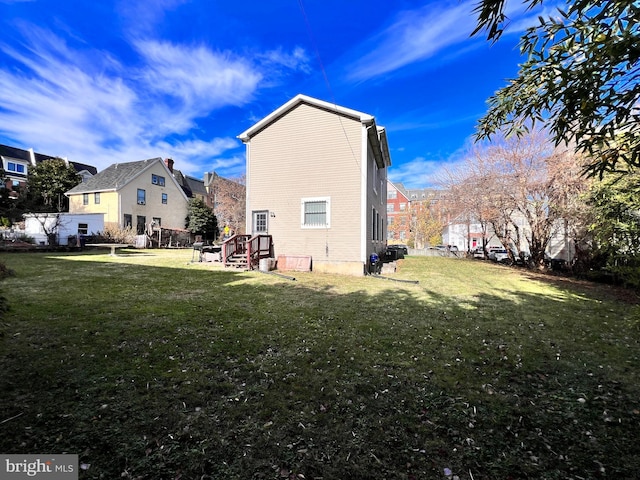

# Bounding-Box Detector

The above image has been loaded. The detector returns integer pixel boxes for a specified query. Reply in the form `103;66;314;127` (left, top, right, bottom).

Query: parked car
388;244;408;255
514;251;531;266
488;249;510;263
385;245;405;260
471;247;486;259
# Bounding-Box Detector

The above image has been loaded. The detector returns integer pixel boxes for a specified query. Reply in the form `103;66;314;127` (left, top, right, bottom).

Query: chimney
165;158;174;173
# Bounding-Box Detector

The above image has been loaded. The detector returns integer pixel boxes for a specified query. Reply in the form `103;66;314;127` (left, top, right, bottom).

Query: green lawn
1;250;638;479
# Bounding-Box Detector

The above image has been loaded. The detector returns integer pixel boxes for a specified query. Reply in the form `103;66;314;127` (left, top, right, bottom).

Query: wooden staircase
222;234;273;269
225;253;250;268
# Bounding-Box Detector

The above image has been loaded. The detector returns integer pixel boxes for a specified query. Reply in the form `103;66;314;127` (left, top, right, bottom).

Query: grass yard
0;250;638;479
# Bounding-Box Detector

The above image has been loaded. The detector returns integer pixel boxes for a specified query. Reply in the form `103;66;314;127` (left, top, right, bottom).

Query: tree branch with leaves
474;0;640;177
27;158;81;212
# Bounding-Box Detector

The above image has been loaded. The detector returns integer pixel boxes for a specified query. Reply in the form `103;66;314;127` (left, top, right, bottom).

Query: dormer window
5;161;27;174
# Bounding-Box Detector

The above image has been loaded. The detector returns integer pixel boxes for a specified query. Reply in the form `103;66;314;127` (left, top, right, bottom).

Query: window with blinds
301;197;330;228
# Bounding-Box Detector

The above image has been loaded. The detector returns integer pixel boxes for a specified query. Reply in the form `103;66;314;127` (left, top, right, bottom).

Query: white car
488;249;510;263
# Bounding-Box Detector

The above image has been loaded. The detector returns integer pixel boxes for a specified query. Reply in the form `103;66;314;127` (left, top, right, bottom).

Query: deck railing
222;234;273;269
246;234;274;268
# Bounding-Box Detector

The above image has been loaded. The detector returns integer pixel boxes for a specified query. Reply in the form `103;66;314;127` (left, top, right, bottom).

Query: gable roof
237;94;391;168
388;181;410;201
65;157;188;201
237;94;375;141
171;170;207;198
182;174;207;197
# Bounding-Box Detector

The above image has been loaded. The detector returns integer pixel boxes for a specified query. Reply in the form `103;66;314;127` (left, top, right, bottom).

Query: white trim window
301;197;330;228
152;174;165;186
6;161;27;174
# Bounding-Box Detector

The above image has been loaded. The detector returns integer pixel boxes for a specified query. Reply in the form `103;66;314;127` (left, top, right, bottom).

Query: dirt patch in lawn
521;269;640;305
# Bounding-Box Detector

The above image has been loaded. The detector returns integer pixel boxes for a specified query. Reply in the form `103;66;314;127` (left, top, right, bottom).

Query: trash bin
369;253;380;274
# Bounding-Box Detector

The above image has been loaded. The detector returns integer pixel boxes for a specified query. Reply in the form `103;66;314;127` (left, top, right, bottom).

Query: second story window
162;193;168;204
7;161;26;174
94;192;100;204
83;193;89;205
152;174;165;186
137;189;146;205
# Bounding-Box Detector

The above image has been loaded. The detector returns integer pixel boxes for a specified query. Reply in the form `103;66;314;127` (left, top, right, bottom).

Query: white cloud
389;147;471;190
259;46;311;73
389;157;441;189
346;1;480;82
0;25;272;177
116;0;189;36
342;0;543;83
134;39;262;113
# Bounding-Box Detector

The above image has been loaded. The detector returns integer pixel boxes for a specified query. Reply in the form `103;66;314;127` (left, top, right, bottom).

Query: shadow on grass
0;253;638;479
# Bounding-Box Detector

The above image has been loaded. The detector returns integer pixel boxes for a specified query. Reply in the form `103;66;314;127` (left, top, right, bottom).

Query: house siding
364;134;388;259
118;167;187;231
247;103;363;266
68;191;118;225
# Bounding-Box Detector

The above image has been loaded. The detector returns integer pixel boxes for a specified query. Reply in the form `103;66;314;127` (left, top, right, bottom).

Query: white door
252;210;268;236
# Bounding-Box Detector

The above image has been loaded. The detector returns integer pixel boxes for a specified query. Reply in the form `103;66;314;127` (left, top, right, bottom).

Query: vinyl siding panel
247;102;364;263
365;138;388;257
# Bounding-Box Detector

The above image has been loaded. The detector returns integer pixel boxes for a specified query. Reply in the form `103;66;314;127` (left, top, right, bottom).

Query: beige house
65;157;189;234
238;94;391;275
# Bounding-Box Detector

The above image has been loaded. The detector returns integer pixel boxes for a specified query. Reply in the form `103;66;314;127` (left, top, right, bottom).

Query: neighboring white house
24;213;104;246
238;94;391;276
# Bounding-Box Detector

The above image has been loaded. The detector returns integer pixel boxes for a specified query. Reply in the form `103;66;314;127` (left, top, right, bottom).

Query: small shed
24;213;105;246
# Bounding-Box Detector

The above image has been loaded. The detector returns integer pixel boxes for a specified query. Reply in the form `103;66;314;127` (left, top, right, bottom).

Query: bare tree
28;213;65;246
439;154;498;254
207;174;246;239
442;131;589;267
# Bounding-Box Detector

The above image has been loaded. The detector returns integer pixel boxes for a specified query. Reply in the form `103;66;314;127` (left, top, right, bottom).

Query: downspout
117;190;120;229
244;141;251;235
360;123;369;266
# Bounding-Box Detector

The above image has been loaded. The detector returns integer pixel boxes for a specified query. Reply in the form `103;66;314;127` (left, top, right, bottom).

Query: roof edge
237;94;375;142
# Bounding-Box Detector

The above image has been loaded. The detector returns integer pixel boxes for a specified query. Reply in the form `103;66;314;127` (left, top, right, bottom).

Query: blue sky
0;0;549;188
